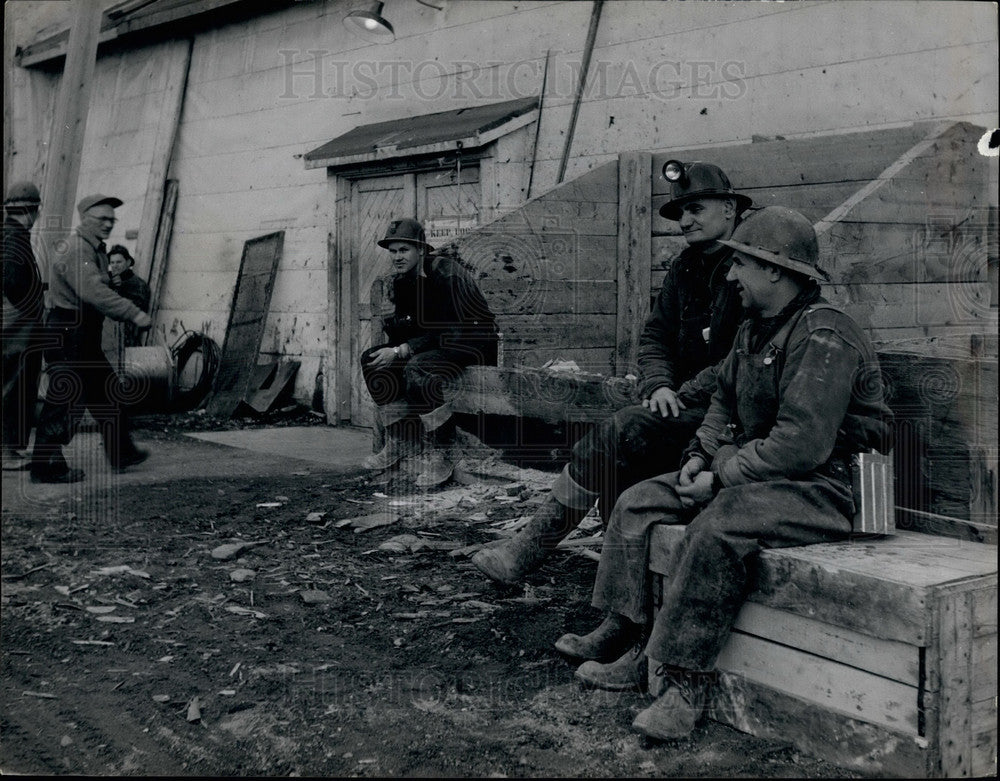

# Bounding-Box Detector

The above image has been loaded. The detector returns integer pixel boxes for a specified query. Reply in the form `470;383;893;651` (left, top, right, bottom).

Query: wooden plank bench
648;528;997;778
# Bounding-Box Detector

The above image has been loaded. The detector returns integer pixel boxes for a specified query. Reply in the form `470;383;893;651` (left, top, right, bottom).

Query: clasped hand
675;455;715;508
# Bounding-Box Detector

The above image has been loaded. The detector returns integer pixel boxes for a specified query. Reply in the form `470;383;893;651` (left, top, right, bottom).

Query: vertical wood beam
333;176;353;423
142;178;178;344
135;37;193;283
38;0;103;278
3;9;16;185
615;152;651;376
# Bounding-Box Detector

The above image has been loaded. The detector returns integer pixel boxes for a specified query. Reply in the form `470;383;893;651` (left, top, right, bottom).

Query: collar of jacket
678;242;733;274
75;225;106;252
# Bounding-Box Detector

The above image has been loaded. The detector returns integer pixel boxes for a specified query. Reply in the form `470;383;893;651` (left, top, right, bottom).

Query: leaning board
648;528;997;778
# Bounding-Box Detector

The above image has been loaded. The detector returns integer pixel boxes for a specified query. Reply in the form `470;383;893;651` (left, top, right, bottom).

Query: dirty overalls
591;300;893;672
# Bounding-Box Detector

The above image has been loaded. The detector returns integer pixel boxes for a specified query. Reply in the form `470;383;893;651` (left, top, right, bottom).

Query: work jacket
47;227;144;331
695;296;893;489
2;216;44;352
635;243;742;400
386;254;498;358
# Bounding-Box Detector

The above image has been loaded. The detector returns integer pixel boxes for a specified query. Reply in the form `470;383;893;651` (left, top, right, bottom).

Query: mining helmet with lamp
718;205;830;282
658;160;752;221
377;217;434;253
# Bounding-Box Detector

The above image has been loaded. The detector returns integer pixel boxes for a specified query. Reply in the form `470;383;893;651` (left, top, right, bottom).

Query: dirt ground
1;413;864;778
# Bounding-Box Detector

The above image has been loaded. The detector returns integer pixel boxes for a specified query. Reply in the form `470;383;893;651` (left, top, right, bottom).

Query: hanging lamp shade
343;1;395;43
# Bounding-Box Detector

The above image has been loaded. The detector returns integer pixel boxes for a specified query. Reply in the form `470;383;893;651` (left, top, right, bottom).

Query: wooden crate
649;528;997;778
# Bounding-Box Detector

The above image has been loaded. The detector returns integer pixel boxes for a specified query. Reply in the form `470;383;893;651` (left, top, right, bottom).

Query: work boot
554;612;641;662
415;445;454;488
471;495;587;583
363;423;419;471
631;666;712;740
31;466;85;484
2;447;29;471
29;444;84;484
415;411;455;488
575;644;647;691
114;448;150;472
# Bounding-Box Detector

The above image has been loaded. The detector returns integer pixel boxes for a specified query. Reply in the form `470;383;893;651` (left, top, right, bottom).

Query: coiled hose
170;330;221;411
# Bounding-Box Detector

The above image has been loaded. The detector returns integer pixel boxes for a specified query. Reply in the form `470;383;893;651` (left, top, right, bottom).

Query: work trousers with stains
592;471;854;672
558;403;709;520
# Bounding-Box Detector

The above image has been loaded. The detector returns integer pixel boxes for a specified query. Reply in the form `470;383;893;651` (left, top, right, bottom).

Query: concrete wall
6;0;997;408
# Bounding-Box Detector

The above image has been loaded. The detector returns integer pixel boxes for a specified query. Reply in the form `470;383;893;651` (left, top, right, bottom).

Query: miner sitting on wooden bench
361;218;498;487
473;160;750;582
556;206;894;741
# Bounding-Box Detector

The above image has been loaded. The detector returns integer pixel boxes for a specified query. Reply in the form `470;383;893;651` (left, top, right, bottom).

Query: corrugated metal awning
302;96;539;170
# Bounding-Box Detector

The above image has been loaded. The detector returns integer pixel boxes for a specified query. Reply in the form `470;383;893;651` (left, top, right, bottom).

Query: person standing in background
2;182;45;471
107;245;151;347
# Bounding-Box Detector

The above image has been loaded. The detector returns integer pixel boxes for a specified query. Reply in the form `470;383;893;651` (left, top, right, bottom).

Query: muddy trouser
31;311;141;469
2;324;43;451
592;470;854;672
553;402;709;522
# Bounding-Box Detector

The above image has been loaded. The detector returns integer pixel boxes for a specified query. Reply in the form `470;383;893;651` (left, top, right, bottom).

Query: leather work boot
29;445;85;484
415;444;454;488
471;495;586;583
631;667;712;740
574;644;647;691
362;424;418;471
554;612;641;662
2;447;29;471
114;448;150;472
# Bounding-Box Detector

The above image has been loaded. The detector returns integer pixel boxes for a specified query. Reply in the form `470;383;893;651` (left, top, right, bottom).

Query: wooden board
710;673;931;778
446;365;637;424
729;602;921;687
650;526;997;646
615;152;652;376
715;632;920;734
206;231;284;418
649;123;936;196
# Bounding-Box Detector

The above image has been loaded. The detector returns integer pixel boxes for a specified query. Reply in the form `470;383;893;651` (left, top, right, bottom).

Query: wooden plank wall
452;160;620;375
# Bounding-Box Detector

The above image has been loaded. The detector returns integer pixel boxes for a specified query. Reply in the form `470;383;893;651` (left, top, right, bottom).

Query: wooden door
347;175;407;429
344;166;482;427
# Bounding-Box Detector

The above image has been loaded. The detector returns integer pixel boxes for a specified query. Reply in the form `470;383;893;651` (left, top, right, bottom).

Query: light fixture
344;1;395;43
662;159;688;186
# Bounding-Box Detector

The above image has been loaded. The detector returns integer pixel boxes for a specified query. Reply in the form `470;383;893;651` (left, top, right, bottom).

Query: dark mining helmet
659;160;752;221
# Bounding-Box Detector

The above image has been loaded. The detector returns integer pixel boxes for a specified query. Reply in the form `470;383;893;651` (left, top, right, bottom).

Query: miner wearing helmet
565;206;893;740
2;182;44;470
360;217;498;488
474;161;749;586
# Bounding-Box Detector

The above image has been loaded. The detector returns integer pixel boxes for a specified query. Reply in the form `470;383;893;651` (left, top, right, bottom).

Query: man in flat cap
2;182;45;470
29;194;152;483
473;161;749;590
565;207;892;739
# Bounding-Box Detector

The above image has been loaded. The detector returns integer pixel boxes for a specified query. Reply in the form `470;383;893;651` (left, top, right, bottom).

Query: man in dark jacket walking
2;182;45;470
561;207;893;740
473;162;750;584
